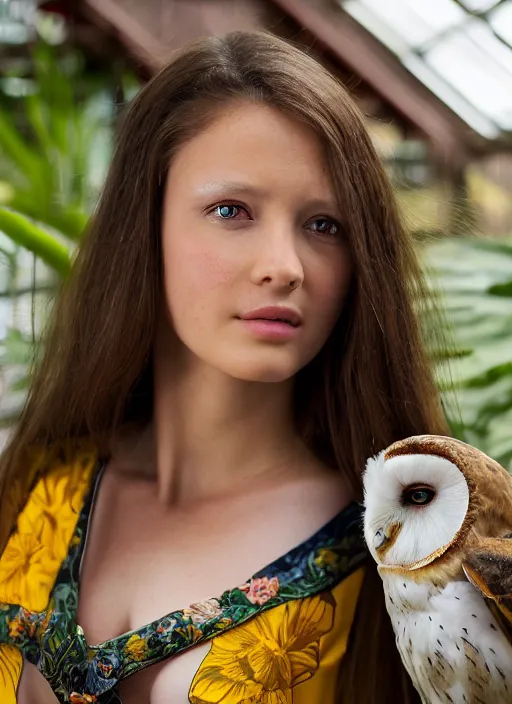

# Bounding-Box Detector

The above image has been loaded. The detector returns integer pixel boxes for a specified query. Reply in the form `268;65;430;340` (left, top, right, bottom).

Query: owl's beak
373;521;401;555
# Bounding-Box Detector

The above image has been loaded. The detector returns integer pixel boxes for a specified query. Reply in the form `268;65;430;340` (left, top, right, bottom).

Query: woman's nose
250;230;304;292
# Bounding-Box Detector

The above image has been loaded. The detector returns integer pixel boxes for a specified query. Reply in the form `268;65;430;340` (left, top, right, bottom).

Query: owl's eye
402;486;436;506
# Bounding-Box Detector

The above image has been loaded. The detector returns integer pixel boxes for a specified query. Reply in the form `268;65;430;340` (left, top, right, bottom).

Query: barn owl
363;434;512;704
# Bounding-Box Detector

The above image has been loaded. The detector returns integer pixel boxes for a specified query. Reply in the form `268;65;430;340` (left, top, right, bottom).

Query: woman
0;31;447;703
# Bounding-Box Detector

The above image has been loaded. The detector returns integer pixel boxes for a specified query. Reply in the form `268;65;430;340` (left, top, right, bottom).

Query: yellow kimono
0;451;367;703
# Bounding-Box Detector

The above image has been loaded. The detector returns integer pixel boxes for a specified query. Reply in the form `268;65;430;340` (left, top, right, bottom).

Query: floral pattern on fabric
0;451;97;613
189;590;336;703
190;569;365;703
0;454;368;703
239;576;280;605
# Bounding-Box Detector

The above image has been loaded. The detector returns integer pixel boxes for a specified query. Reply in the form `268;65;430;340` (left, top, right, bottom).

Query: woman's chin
240;370;295;383
223;355;301;384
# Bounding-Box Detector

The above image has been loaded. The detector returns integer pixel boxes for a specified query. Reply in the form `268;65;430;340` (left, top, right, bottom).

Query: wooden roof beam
80;0;166;72
270;0;476;165
81;0;267;72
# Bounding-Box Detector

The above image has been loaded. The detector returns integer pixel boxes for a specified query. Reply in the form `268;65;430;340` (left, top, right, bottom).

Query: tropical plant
0;40;137;424
424;237;512;470
0;42;123;262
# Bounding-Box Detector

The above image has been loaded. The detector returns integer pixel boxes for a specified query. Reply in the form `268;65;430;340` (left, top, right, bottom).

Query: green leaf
430;347;472;362
461;361;512;389
489;280;512;297
25;92;55;158
0;107;45;179
0;208;70;275
8;192;85;241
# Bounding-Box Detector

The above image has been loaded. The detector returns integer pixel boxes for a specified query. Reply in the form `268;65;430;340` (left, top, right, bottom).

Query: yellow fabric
189;567;364;703
0;453;96;613
0;451;96;704
0;643;23;704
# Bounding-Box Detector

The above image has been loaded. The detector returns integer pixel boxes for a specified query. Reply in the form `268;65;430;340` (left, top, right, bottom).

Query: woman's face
161;102;352;383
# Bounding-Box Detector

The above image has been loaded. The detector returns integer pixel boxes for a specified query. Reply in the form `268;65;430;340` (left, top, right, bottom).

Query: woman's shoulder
0;444;99;613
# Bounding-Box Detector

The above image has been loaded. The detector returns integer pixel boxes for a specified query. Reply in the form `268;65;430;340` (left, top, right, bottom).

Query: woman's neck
118;344;311;507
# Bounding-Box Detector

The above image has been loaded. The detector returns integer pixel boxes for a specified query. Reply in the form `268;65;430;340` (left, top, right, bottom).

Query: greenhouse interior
0;0;511;466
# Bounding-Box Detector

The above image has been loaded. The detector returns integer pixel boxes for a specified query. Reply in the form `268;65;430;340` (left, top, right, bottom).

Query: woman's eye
307;218;339;237
213;204;249;220
402;486;436;506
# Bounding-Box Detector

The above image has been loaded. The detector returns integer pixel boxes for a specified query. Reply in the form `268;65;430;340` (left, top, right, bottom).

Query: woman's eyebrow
195;181;340;214
194;181;270;199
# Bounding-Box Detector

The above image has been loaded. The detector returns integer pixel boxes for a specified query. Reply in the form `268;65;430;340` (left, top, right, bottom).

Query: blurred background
0;0;511;466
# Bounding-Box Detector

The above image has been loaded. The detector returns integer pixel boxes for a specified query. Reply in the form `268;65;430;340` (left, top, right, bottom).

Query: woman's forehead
166;102;337;203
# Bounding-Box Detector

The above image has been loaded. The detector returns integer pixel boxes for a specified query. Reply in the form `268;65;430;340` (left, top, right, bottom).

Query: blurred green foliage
425;238;512;470
1;43;107;251
0;40;137;422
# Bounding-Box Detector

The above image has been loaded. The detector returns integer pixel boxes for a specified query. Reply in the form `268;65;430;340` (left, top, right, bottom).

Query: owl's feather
464;536;512;598
463;535;512;640
386;578;512;704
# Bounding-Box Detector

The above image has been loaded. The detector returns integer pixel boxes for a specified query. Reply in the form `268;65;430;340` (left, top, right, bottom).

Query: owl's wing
462;535;512;643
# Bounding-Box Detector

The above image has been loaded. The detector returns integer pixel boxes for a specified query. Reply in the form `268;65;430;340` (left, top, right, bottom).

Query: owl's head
363;435;484;572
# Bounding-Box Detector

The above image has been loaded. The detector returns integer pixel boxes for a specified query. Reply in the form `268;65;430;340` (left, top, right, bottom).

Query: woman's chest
75;474;348;702
77;481;330;635
19;644;214;704
117;645;210;704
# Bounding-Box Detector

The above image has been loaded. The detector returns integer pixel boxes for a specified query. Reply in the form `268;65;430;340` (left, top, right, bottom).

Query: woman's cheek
165;244;239;317
312;269;350;328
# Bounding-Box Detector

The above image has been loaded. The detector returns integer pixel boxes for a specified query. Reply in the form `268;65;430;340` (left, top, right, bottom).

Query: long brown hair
0;31;447;702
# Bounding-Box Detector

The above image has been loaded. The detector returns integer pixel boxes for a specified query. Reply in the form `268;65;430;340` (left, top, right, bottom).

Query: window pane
355;0;465;46
339;0;512;136
424;30;512;128
403;53;499;137
460;0;501;11
489;3;512;46
465;19;512;77
402;0;466;31
343;0;412;54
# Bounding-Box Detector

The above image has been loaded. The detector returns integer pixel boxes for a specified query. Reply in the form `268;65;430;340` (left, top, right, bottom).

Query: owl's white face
363;451;470;570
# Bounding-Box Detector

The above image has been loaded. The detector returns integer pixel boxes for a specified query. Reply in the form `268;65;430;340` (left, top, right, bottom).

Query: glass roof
340;0;512;139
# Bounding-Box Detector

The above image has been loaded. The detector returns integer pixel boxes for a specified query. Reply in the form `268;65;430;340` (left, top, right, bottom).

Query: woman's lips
238;306;303;341
240;306;302;326
239;318;300;341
